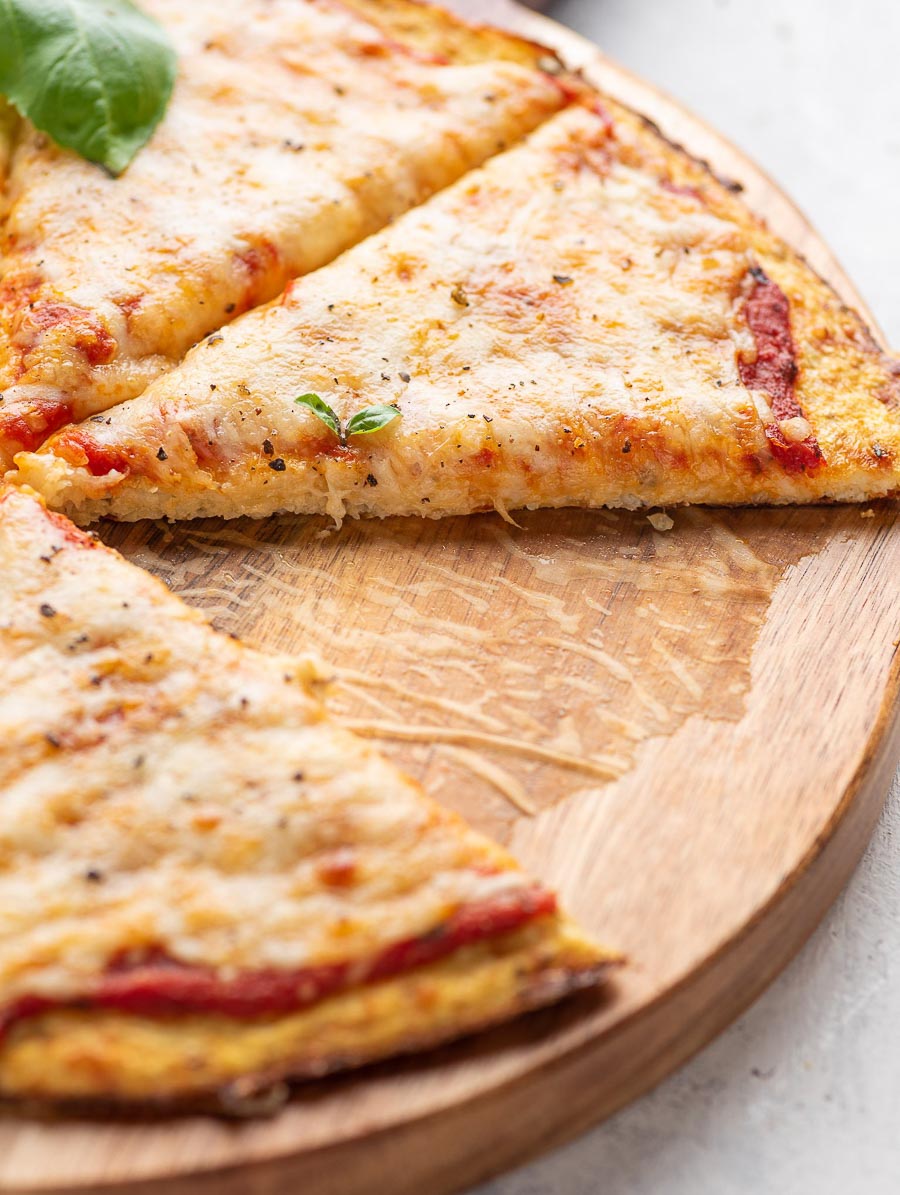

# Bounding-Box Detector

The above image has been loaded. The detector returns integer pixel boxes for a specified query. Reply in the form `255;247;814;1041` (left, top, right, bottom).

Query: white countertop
478;2;900;1191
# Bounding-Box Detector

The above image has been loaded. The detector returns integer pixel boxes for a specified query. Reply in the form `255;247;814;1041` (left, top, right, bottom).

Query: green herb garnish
0;0;177;175
294;392;341;438
295;394;401;444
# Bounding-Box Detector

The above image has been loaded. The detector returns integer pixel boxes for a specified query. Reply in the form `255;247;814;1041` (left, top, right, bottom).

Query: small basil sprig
295;393;401;443
0;0;177;175
295;392;341;438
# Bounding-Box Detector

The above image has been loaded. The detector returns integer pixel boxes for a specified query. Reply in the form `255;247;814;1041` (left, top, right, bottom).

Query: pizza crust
0;919;607;1105
0;486;613;1105
17;101;900;524
341;0;561;69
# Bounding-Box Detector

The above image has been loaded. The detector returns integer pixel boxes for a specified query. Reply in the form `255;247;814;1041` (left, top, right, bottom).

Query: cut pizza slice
0;0;567;468
15;99;900;524
0;486;611;1107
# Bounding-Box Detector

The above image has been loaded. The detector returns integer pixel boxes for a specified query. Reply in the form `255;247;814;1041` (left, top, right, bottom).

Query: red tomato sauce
739;269;823;472
0;887;555;1037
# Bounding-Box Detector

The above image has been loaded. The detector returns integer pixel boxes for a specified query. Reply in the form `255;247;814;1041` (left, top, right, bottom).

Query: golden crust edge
0;916;617;1108
338;0;564;72
14;453;900;527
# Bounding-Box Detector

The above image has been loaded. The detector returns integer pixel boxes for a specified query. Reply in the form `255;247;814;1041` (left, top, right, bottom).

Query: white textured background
477;2;900;1191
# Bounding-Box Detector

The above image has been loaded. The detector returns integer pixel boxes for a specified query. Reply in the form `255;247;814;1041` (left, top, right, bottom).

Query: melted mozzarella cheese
0;0;564;465
0;487;572;1007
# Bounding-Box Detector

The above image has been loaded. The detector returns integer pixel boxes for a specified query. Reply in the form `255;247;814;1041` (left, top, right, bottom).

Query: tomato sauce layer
0;887;555;1037
0;396;74;455
739;267;823;472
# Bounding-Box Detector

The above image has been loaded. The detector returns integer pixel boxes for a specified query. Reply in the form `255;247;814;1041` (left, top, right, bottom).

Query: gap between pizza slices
0;0;569;470
14;96;900;524
0;485;612;1106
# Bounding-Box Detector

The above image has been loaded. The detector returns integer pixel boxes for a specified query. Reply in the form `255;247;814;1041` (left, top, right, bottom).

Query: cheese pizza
0;0;566;469
18;99;900;525
0;485;611;1105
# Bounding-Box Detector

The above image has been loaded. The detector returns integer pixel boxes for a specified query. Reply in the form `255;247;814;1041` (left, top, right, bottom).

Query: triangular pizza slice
0;486;610;1106
15;99;900;524
0;0;566;468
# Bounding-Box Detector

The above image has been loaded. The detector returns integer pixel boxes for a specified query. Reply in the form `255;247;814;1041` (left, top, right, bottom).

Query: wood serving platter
3;4;899;1194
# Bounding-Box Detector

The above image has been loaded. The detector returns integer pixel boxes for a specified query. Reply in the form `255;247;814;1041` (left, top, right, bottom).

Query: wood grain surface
2;4;898;1194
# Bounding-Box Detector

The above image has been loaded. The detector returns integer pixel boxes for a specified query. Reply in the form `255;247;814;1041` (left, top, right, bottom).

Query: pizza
16;98;900;526
0;0;567;469
0;485;611;1106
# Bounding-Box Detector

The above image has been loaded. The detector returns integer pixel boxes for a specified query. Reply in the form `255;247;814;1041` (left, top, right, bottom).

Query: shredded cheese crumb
647;512;674;532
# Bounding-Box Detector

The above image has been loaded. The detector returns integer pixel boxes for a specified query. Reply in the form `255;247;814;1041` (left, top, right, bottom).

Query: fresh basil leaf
0;0;177;175
295;393;340;438
345;405;402;437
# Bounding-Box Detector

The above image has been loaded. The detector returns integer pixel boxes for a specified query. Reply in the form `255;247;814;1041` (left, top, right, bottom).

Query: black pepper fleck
268;457;287;471
156;446;168;461
39;603;56;618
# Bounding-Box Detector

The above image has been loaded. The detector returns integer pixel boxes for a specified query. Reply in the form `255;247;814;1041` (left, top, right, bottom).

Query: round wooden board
3;4;899;1194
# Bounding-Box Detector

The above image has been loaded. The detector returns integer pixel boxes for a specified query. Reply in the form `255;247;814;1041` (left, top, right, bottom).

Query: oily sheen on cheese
0;0;566;468
19;100;900;524
0;488;610;1103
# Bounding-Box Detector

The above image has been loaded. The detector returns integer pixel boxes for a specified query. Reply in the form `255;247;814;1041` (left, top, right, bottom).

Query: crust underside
30;469;900;529
0;918;611;1107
